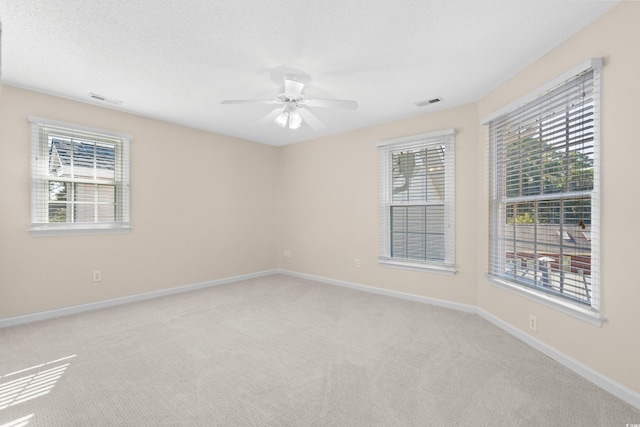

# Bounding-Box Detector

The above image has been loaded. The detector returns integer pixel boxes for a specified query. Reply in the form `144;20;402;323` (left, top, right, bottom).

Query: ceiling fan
221;75;358;130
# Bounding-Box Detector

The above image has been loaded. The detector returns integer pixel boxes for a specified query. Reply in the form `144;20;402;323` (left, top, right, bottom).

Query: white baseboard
277;269;477;313
477;308;640;411
0;269;278;329
278;269;640;411
3;268;639;411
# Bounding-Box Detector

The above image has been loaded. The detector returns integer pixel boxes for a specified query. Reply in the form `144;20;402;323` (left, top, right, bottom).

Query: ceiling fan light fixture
221;74;358;131
274;110;289;127
288;110;302;129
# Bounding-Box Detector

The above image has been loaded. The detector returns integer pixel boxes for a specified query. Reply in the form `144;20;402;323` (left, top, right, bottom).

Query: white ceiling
0;0;618;146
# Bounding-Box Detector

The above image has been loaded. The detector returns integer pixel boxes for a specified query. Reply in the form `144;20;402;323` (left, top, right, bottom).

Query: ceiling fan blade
252;108;283;128
298;108;326;131
304;98;359;110
284;78;304;98
221;99;277;105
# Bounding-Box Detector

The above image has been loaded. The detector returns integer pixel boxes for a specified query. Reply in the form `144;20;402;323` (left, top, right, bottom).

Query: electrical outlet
92;270;102;282
529;314;537;331
283;250;292;258
354;258;360;268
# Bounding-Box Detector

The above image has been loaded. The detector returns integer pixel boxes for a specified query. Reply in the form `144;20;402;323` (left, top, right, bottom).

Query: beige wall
0;86;278;318
476;1;640;394
1;0;638;399
278;2;640;395
277;103;480;306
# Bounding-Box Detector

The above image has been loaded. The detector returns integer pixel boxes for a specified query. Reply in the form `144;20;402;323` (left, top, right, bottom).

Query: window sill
379;257;456;275
30;223;132;237
485;273;605;327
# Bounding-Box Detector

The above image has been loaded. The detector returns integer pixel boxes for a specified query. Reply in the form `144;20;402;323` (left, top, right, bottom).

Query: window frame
483;59;604;325
29;116;132;236
378;129;456;274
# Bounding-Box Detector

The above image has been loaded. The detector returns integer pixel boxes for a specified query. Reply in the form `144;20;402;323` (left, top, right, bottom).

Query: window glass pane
406;206;426;233
97;185;115;202
75;183;95;203
98;185;116;222
426;235;445;261
391;206;421;259
406;233;426;260
49;138;71;178
31;119;130;232
380;130;454;269
48;138;116;180
490;68;597;307
48;181;68;202
506;202;535;225
564;197;591;226
538;200;561;225
426;205;444;233
392;146;446;204
390;205;445;262
502;199;593;304
69;184;116;223
74;203;93;222
97;206;116;222
425;146;445;203
96;144;116;180
48;204;68;222
73;139;96;173
392;150;425;203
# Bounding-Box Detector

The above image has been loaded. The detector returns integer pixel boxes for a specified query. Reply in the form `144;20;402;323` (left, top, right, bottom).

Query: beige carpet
1;274;639;426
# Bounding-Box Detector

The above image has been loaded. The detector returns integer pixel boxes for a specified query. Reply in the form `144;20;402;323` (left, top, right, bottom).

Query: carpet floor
1;274;639;426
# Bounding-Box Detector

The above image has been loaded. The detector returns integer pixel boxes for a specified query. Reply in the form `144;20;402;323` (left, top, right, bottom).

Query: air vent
89;93;123;105
415;97;442;107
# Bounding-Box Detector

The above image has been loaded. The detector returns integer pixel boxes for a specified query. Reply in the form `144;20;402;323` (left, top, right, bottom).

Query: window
378;129;455;274
485;59;601;317
29;117;131;235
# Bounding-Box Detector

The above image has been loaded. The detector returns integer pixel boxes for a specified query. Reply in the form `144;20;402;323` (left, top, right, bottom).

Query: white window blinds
29;117;131;235
378;129;455;274
487;60;600;310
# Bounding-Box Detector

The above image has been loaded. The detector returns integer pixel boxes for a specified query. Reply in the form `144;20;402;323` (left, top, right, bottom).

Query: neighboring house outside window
378;129;455;274
485;59;602;322
29;117;131;236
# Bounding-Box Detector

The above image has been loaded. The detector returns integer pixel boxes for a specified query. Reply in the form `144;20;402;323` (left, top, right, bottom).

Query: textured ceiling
0;0;618;146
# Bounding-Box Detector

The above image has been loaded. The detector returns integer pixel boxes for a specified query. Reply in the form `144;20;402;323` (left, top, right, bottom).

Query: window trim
484;59;602;320
377;129;456;274
486;274;605;326
28;116;132;236
481;58;603;124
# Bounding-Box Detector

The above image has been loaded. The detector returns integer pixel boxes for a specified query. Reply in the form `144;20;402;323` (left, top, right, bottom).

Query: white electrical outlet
283;250;292;258
92;270;102;282
354;259;360;268
529;314;537;331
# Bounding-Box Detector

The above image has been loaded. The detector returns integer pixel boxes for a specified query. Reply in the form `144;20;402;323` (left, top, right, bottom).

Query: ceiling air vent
415;97;442;107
